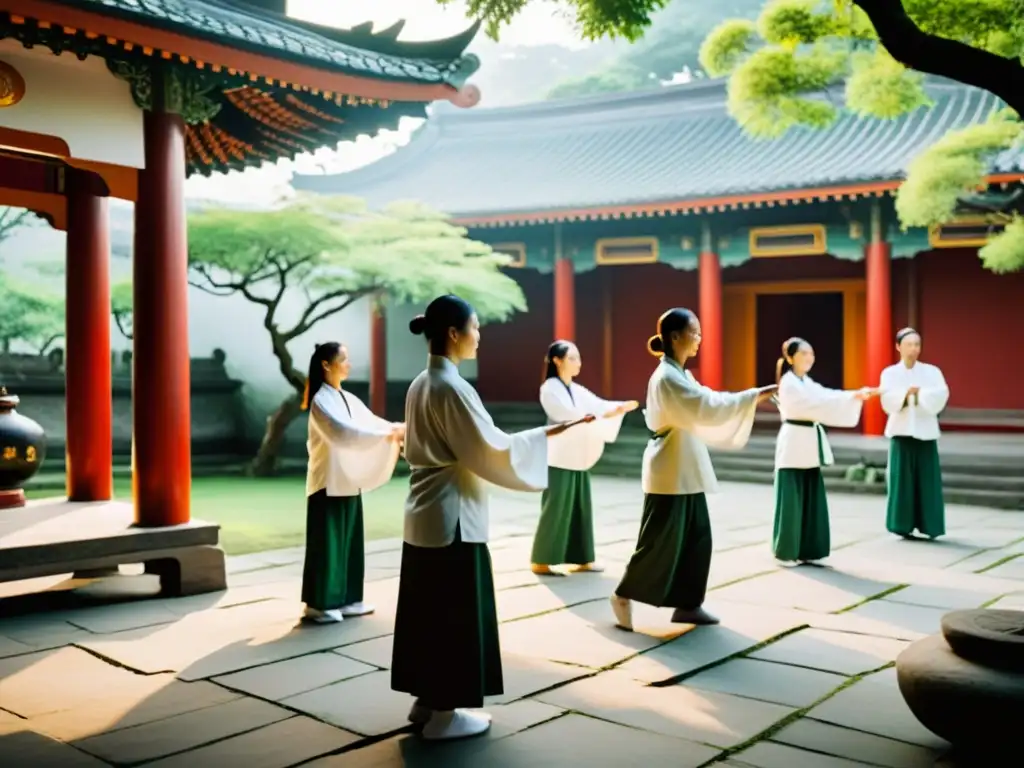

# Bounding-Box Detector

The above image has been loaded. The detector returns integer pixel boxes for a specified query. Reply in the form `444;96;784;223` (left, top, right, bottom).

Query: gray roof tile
292;78;1024;218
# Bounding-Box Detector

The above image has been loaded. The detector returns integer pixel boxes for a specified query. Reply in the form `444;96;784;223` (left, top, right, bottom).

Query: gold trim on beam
749;224;828;258
595;236;659;266
491;241;526;267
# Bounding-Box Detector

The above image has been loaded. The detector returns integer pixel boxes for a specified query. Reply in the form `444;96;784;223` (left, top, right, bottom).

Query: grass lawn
25;476;409;556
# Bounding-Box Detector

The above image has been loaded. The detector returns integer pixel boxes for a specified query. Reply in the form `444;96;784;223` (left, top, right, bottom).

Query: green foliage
845;48;930;119
547;64;655;100
0;276;64;354
446;0;670;41
896;114;1024;228
111;280;134;340
187;195;526;388
979;217;1024;273
699;20;757;77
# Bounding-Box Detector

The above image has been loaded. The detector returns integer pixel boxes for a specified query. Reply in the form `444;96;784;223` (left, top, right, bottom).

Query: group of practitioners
299;293;949;742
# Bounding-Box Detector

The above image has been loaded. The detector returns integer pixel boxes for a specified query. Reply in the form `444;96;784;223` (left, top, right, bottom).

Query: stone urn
896;609;1024;754
0;387;47;509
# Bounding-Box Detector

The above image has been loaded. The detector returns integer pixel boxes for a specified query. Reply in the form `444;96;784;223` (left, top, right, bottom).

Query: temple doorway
755;292;844;389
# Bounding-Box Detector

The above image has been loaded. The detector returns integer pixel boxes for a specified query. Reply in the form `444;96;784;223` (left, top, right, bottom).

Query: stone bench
896;609;1024;752
0;498;226;597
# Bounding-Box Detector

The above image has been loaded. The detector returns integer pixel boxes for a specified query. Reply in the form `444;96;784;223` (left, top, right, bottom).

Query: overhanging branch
853;0;1024;115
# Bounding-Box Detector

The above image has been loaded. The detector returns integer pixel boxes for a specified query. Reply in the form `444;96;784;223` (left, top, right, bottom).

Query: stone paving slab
771;718;943;768
682;657;847;708
730;740;877;767
3;478;1008;765
72;695;293;765
747;627;909;676
212;651;378;701
536;669;795;749
807;668;949;749
137;715;361;768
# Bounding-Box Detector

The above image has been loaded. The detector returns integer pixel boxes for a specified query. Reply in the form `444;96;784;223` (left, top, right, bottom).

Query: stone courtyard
2;478;1023;767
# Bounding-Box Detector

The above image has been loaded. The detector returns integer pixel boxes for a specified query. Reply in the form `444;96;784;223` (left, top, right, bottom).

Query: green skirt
615;493;713;611
391;525;503;710
301;490;365;610
772;468;830;562
886;437;945;538
531;467;596;566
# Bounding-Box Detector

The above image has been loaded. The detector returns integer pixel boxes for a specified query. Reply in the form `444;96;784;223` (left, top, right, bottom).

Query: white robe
880;362;948;442
403;355;549;547
305;385;401;497
540;377;626;472
774;371;863;470
642;357;761;495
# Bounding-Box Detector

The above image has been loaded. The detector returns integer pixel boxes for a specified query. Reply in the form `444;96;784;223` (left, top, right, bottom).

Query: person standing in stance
301;342;405;624
880;327;949;539
772;337;876;564
531;340;638;576
391;295;593;741
611;308;776;630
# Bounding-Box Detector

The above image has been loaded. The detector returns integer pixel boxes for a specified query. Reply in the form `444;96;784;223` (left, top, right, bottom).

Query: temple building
294;77;1024;435
0;0;479;592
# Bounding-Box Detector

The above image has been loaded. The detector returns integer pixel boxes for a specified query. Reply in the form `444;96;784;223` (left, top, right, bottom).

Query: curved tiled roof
292;78;1024;220
57;0;481;87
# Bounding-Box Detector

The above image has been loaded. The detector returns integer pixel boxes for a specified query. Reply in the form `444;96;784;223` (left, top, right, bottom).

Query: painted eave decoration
0;0;483;177
292;77;1024;226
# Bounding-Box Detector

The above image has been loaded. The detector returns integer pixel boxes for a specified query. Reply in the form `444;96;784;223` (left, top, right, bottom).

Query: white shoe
408;702;432;725
341;602;375;617
421;709;492;741
610;595;633;631
303;607;343;624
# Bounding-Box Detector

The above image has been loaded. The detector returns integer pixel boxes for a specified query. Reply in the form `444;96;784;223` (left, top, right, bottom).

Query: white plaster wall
0;41;144;168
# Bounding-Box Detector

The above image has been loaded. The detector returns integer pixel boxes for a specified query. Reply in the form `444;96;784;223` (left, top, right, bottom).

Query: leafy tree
0;277;64;355
698;0;1024;271
187;194;527;475
0;206;33;246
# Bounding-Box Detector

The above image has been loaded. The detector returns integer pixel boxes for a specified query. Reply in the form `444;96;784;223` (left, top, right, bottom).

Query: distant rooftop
291;77;1024;224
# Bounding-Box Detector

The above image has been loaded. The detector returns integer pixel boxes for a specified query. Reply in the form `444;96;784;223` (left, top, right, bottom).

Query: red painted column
369;299;387;417
554;258;575;342
864;240;893;436
698;249;723;390
132;108;191;526
65;170;113;501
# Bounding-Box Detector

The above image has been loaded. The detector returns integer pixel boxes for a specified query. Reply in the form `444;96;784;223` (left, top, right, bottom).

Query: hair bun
409;315;427;335
647;335;664;356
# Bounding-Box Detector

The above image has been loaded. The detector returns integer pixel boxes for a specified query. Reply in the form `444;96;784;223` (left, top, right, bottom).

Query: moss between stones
833;584;909;614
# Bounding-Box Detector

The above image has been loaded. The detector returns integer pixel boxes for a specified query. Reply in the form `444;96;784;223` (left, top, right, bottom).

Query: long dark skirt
531;467;596;566
772;468;830;562
886;437;945;538
615;493;713;611
391;525;503;710
301;490;365;610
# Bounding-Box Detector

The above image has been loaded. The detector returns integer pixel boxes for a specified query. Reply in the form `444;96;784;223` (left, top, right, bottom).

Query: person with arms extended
531;339;638;576
773;337;877;564
392;294;594;741
610;308;777;630
880;327;949;539
301;342;405;624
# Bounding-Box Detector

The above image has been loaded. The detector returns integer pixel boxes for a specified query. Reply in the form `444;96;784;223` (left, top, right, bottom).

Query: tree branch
283;289;373;341
113;313;133;341
853;0;1024;115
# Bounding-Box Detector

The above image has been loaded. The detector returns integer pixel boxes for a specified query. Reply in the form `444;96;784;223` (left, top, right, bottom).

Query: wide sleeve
444;384;548;492
313;394;400;492
579;386;626;444
657;375;760;450
540;381;584;422
783;376;862;428
919;366;950;415
311;396;392;450
879;367;908;416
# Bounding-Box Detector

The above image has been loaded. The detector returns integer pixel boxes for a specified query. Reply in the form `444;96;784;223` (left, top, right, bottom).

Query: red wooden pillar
369;298;387;417
698;249;723;390
554;257;575;341
65;169;113;501
864;203;892;436
132;107;191;527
